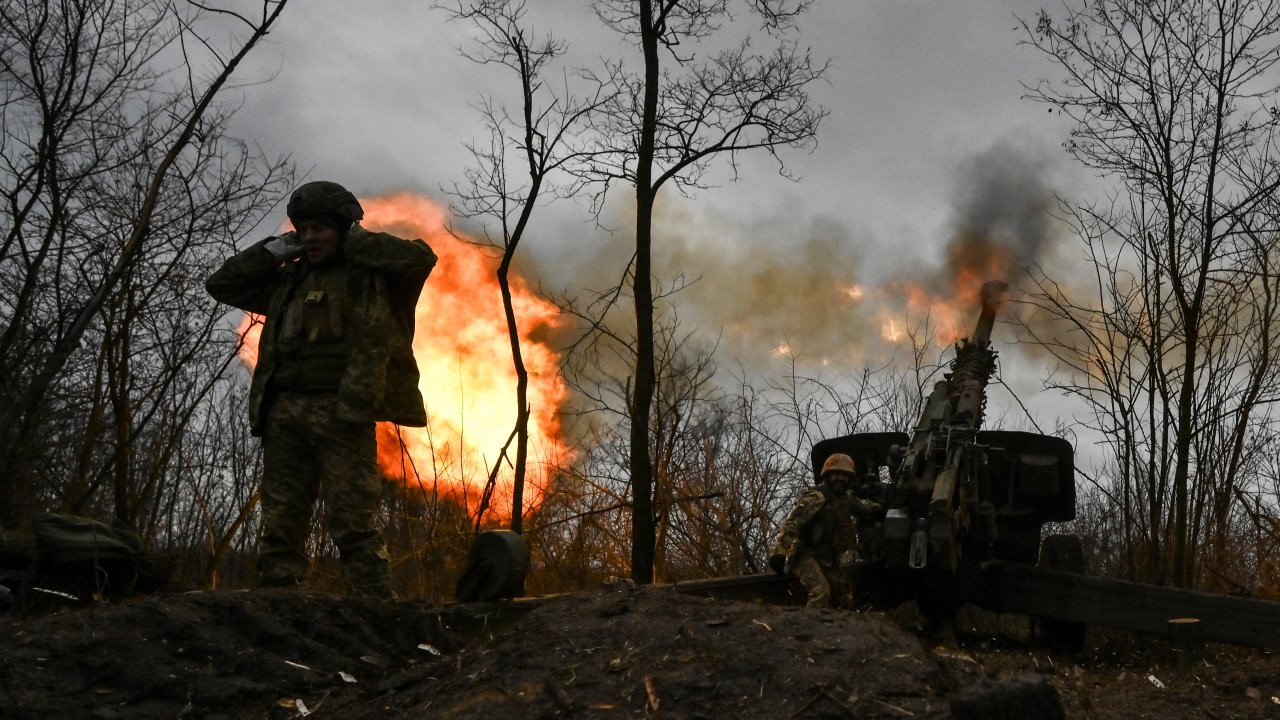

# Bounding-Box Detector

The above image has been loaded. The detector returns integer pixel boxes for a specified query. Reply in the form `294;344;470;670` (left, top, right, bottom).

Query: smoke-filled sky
224;0;1097;412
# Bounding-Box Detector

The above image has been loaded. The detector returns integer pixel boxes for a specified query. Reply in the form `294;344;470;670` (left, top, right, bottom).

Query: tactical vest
801;487;858;567
270;264;350;392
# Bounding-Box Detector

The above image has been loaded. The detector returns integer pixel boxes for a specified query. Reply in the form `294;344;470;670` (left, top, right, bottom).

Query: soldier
769;453;881;608
207;181;437;599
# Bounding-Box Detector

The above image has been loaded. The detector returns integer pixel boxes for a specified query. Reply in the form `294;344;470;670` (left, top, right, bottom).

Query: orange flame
236;193;570;525
876;241;1013;347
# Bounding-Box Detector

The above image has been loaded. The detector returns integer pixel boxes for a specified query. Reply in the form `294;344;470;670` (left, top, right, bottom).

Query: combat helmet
286;181;364;224
819;453;856;481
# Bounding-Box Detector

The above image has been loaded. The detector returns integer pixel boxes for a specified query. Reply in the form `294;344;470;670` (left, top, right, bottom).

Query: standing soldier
207;181;437;599
769;453;881;608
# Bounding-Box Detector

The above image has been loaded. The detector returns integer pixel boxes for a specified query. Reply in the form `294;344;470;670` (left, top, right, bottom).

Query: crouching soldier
207;181;436;599
769;453;881;608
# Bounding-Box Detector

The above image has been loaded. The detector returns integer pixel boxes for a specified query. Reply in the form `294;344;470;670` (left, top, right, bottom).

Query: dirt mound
1;583;1277;719
414;583;952;719
1;590;458;720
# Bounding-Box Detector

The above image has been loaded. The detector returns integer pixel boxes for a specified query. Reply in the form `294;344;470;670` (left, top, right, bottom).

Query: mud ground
1;583;1277;719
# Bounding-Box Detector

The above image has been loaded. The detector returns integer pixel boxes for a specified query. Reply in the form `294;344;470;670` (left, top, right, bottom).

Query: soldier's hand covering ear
769;553;789;575
263;231;303;261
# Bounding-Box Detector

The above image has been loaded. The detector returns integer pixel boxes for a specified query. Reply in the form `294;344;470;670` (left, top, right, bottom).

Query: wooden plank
436;594;552;636
671;573;805;605
963;561;1280;648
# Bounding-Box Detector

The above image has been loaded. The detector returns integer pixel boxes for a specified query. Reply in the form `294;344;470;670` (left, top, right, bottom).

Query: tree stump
1167;617;1204;668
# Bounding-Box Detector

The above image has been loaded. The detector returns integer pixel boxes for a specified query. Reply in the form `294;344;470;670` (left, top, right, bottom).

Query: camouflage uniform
771;485;879;608
207;224;436;598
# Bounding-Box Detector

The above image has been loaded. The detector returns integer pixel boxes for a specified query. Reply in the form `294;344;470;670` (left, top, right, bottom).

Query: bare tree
436;0;610;534
0;0;293;527
172;379;263;590
1020;0;1280;587
581;0;827;583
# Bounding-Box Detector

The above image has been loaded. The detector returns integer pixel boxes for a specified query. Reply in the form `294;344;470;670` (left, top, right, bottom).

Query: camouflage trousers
259;392;393;599
793;555;855;609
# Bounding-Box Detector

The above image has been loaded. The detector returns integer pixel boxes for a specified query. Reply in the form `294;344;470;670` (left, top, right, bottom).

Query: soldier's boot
257;550;308;589
259;575;304;590
257;530;309;586
805;586;832;609
337;532;394;600
349;573;394;600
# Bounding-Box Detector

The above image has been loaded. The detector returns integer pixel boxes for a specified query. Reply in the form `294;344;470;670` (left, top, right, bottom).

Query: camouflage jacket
772;486;878;567
207;225;437;435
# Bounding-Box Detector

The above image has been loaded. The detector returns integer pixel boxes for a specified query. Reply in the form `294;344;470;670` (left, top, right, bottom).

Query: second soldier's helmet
819;453;856;482
287;181;365;224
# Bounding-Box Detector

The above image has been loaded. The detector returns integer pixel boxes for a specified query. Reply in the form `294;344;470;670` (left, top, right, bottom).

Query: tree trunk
497;258;530;534
630;0;660;585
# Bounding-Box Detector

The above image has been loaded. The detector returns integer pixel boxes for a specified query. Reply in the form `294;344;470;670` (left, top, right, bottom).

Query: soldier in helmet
769;453;881;608
207;181;437;599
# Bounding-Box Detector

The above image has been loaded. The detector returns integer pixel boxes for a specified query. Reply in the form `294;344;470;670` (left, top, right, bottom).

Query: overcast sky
224;0;1099;424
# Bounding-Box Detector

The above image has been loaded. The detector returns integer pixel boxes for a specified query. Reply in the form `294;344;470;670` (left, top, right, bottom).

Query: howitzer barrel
949;280;1007;429
971;280;1009;348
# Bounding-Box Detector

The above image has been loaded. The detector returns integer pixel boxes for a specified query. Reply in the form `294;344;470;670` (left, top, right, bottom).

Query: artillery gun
813;282;1075;601
676;281;1280;651
808;280;1082;641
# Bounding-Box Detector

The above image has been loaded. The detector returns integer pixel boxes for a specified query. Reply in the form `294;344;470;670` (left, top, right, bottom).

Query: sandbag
32;513;145;568
30;512;147;599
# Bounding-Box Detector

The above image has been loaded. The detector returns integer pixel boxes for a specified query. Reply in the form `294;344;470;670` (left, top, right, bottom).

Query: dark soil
1;583;1277;719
